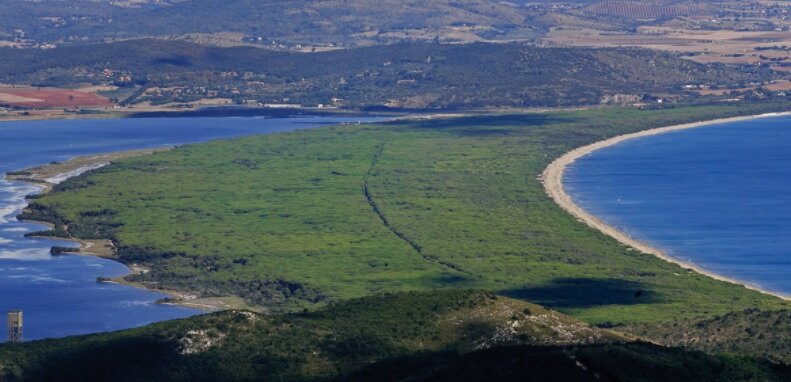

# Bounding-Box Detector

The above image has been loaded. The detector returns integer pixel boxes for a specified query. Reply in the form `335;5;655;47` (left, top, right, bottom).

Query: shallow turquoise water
0;115;377;341
565;115;791;296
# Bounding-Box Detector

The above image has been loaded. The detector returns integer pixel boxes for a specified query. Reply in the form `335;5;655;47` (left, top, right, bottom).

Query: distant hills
0;0;546;47
0;0;737;49
1;0;785;111
0;40;775;109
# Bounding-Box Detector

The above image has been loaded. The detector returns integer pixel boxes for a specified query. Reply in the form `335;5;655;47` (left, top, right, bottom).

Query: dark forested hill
1;291;789;382
0;40;774;109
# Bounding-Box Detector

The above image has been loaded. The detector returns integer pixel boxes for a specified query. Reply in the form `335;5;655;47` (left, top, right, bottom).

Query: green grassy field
27;104;791;326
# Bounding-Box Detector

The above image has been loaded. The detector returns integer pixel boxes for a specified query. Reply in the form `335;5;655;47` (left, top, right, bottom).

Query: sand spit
2;147;228;311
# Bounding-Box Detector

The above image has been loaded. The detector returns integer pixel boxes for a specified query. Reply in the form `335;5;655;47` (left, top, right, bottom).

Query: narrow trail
362;142;467;274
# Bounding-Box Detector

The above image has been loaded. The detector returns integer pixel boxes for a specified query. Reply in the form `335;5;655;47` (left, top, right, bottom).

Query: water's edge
5;150;216;312
542;112;791;301
0;115;382;341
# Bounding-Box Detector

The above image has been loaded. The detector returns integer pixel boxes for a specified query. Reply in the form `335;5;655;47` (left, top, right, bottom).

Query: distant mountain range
0;0;736;49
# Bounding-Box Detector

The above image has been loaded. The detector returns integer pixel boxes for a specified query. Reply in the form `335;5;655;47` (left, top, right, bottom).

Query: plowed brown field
0;88;111;108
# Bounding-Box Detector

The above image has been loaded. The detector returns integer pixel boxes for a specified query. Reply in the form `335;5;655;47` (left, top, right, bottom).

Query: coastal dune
541;112;791;301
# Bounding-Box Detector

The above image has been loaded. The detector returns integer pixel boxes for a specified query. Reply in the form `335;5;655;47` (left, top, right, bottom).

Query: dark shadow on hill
151;55;193;67
415;274;476;290
342;342;791;382
343;345;599;382
387;114;577;137
501;278;659;309
434;274;473;285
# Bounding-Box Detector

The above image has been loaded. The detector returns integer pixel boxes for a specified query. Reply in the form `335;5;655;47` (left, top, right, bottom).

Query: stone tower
7;310;22;343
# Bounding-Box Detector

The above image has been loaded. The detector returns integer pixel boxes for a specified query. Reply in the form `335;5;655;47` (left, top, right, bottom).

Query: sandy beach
542;112;791;301
5;148;170;192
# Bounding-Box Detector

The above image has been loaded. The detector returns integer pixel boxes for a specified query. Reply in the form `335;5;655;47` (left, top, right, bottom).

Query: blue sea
0;114;378;341
565;115;791;296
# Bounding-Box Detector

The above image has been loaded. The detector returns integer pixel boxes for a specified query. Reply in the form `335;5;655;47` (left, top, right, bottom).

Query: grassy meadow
28;104;791;326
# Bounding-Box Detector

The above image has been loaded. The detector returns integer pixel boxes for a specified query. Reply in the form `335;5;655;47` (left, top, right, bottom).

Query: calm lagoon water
565;115;791;296
0;114;378;341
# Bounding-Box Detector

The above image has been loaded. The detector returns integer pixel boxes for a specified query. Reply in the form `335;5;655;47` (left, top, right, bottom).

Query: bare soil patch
0;88;112;108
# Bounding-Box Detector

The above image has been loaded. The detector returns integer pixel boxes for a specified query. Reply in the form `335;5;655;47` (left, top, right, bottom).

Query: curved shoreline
4;149;234;312
542;111;791;301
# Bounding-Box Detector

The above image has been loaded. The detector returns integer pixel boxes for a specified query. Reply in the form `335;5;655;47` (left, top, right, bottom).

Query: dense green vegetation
2;291;789;382
633;309;791;365
0;40;775;109
0;291;614;381
26;104;791;325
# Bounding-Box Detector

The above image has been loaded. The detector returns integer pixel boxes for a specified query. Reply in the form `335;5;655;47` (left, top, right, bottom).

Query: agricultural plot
0;87;111;108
